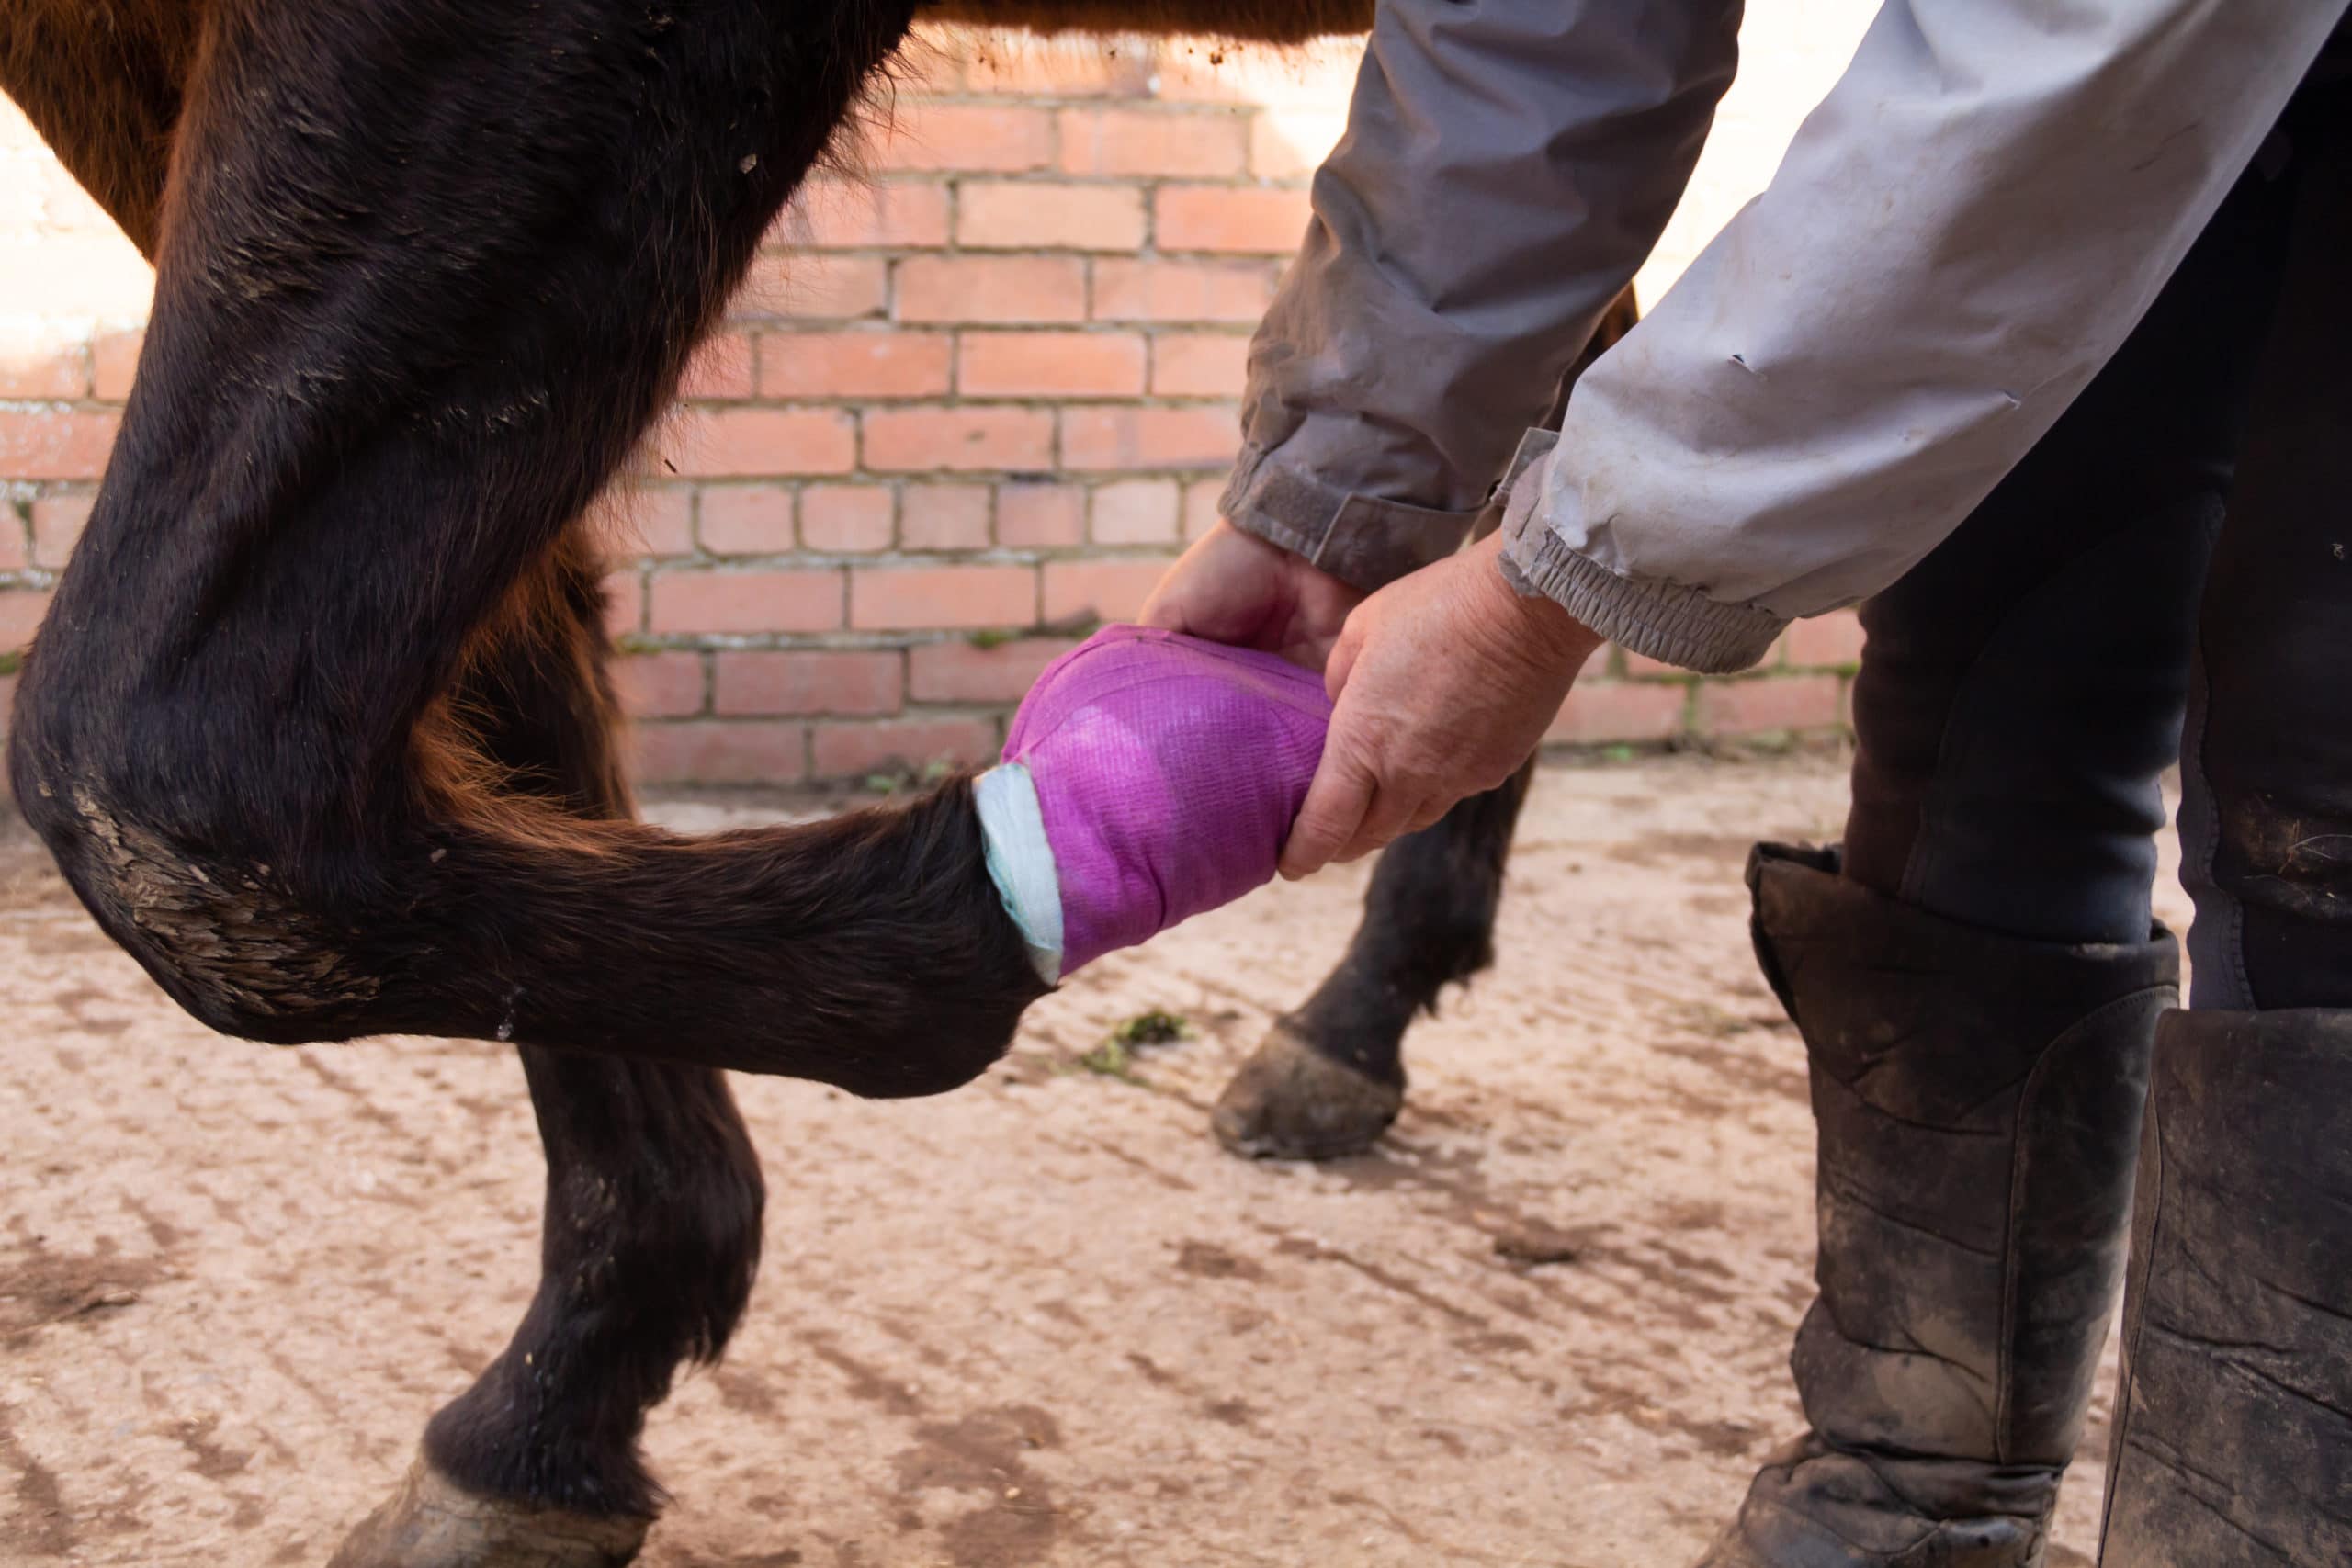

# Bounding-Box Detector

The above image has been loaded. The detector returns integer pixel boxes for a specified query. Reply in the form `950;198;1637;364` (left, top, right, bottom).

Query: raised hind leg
1215;758;1534;1158
331;542;764;1568
9;0;1046;1081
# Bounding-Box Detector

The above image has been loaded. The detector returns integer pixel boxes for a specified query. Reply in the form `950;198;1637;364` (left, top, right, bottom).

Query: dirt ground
0;750;2193;1568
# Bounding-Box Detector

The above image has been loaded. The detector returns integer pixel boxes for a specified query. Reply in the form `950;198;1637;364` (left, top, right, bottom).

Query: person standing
1141;1;2352;1560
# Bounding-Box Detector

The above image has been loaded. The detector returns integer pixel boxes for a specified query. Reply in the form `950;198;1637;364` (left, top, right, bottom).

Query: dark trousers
1844;81;2352;1014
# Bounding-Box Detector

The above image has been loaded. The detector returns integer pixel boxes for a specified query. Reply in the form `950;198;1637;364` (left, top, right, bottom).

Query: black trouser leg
1703;118;2304;1568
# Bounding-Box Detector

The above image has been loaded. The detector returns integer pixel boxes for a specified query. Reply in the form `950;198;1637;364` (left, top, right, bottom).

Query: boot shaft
2099;1009;2352;1566
1748;844;2178;1468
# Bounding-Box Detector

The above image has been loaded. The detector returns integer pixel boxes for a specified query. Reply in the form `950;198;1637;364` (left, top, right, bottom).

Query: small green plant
0;650;19;677
1105;1009;1190;1048
1076;1037;1138;1080
966;626;1015;650
1073;1010;1192;1082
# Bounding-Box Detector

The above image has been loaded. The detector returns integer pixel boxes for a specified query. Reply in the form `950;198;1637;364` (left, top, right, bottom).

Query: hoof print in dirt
328;1457;650;1568
1213;1023;1405;1160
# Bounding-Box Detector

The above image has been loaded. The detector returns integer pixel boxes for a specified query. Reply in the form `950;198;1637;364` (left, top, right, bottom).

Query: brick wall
0;22;1872;787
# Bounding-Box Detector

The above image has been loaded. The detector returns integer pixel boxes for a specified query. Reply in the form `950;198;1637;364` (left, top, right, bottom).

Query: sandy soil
0;750;2193;1568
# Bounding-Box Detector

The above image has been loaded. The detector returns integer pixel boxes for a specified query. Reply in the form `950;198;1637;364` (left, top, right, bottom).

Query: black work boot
1699;843;2178;1568
2097;1009;2352;1566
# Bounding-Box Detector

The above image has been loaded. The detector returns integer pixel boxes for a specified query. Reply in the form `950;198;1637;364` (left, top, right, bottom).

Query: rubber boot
1699;843;2178;1568
2096;1009;2352;1566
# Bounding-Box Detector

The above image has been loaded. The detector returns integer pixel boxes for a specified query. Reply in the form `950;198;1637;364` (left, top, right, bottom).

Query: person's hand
1139;520;1365;671
1281;530;1601;878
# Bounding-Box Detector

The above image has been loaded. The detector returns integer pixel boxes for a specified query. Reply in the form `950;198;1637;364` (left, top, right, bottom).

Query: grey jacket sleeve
1500;0;2352;673
1219;0;1740;592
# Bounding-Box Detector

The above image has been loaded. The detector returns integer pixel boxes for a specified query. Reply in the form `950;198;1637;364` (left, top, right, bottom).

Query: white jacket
1223;0;2351;671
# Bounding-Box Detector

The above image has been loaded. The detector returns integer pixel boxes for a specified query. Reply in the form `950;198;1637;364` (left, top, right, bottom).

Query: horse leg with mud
325;543;768;1566
10;0;1053;1088
1213;290;1639;1160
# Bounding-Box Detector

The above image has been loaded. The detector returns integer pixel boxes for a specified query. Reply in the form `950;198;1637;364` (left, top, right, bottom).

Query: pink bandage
987;626;1332;979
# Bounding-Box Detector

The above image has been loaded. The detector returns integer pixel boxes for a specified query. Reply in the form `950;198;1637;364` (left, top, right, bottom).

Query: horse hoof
1212;1023;1403;1160
327;1456;650;1568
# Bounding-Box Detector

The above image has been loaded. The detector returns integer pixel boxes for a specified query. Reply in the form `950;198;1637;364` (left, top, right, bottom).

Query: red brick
1692;674;1845;736
1091;479;1180;544
28;492;91;569
957;331;1145;399
900;484;993;550
715;649;903;716
960;46;1155;100
786;180;952;249
0;513;23;572
605;571;646;640
613;486;695;558
1151;332;1250;397
631;720;808;785
997;481;1087;548
758;330;953;400
1091;258;1276;323
897;256;1089;325
0;408;119;482
1062;405;1238;471
0;328;85;399
680;331;756;400
1785;609;1866;668
865;406;1053;473
0;588;55;652
1250;109;1347;180
1041;558;1171;623
852;564;1035;630
956;182;1146;252
798;484;896;553
733;254;889;321
908;637;1081;703
649;569;844;635
1154;186;1312;254
1544;682;1687;745
668;407;856;479
872;104;1055;174
1182;478;1226;541
1056;108;1250;177
698;485;797;555
614;652;707;718
811;717;999;782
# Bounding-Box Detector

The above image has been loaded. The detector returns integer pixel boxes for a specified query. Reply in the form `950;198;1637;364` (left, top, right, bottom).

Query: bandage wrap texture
1000;626;1332;977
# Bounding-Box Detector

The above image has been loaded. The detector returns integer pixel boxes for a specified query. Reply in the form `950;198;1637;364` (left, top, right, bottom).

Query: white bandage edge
975;762;1064;986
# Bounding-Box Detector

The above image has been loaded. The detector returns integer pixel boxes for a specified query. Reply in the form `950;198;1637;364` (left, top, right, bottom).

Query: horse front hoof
327;1456;650;1568
1212;1022;1403;1160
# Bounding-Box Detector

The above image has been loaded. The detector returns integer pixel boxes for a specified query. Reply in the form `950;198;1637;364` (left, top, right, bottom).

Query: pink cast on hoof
1002;625;1331;976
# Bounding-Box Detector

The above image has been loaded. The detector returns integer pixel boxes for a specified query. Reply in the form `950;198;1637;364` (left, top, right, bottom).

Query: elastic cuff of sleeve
1500;528;1786;675
1219;441;1482;592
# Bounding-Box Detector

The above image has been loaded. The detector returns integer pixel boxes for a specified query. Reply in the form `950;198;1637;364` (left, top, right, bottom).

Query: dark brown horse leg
11;0;1051;1084
1215;757;1536;1158
1210;288;1636;1161
332;545;763;1568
